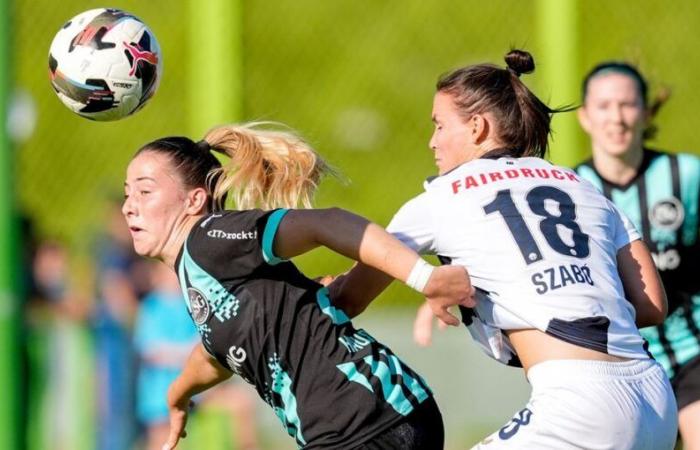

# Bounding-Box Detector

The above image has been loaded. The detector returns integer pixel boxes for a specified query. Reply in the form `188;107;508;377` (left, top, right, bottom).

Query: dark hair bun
195;139;211;154
505;49;535;77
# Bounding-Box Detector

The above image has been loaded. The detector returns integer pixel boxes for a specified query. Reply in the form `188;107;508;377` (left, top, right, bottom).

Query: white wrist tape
406;259;434;293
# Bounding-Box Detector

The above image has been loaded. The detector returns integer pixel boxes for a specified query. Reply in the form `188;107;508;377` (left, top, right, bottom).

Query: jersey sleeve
608;199;641;249
386;192;437;254
260;208;290;265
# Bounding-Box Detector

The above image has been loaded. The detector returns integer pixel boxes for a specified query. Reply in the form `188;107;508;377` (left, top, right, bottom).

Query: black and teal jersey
576;149;700;380
174;209;433;449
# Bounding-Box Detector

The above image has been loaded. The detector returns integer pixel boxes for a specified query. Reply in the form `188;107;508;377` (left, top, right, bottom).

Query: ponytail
643;86;671;140
202;122;335;210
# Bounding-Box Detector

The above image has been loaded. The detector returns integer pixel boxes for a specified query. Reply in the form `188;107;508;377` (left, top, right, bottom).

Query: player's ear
185;187;209;215
577;106;592;133
468;114;489;145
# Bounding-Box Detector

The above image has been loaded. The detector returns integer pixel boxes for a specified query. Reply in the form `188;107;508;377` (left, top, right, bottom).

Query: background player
576;61;700;449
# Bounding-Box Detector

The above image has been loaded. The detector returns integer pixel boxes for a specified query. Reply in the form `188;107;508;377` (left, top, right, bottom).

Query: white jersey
388;156;649;364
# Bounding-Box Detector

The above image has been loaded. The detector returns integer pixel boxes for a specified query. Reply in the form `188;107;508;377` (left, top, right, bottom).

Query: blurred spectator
134;261;260;450
28;239;90;450
17;213;37;450
91;198;145;450
134;261;197;450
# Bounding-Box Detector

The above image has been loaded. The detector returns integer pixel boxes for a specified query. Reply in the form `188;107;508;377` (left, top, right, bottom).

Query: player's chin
608;142;634;156
131;239;155;258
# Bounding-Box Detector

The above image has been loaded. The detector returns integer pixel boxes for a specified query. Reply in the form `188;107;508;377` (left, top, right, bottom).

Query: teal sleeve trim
262;209;290;265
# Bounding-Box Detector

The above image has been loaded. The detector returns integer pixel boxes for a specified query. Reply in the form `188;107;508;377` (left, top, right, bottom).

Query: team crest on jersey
187;287;210;325
649;197;684;230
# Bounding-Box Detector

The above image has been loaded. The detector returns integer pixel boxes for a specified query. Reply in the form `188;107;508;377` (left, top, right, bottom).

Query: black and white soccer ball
48;8;162;121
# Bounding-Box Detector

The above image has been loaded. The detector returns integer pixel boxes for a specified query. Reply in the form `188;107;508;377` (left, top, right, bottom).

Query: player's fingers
162;430;183;450
459;286;477;308
434;307;460;326
313;275;335;286
162;435;177;450
163;410;186;450
460;295;476;308
163;427;180;450
413;329;432;347
413;314;433;347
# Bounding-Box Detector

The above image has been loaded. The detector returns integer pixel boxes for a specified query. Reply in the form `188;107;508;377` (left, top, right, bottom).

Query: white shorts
471;358;678;450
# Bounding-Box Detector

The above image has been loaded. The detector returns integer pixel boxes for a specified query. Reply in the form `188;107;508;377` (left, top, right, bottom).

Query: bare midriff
506;328;632;375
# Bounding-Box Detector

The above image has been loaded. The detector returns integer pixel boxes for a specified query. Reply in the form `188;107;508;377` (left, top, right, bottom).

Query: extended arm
617;239;667;328
274;208;422;281
163;343;232;450
327;263;393;318
273;208;474;324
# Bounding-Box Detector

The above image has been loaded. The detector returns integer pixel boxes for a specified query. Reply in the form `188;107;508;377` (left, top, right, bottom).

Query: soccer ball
48;8;162;121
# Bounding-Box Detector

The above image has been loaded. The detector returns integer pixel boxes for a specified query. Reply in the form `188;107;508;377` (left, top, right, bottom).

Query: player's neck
591;146;644;186
160;215;202;270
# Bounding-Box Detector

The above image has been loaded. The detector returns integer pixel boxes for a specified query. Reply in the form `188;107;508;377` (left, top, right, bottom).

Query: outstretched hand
422;265;474;326
162;390;193;450
413;301;451;347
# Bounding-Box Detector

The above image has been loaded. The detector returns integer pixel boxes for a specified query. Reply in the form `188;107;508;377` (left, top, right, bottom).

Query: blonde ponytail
202;122;335;210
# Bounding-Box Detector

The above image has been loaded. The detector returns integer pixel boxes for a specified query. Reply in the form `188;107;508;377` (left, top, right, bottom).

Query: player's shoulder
644;147;695;163
645;148;700;181
192;209;269;238
198;209;266;227
573;156;594;172
185;209;267;261
674;150;700;172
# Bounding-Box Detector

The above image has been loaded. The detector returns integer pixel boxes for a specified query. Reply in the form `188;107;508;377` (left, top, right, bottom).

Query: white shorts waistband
527;358;659;386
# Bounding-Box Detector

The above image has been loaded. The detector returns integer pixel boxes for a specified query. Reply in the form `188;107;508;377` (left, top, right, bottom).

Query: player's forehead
125;151;179;186
432;91;464;121
586;73;642;103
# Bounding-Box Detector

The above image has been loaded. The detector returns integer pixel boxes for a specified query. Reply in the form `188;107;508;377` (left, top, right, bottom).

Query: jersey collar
424;148;521;185
584;148;659;191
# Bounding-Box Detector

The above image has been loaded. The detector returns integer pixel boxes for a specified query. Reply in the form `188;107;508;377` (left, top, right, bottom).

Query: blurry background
2;0;700;449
